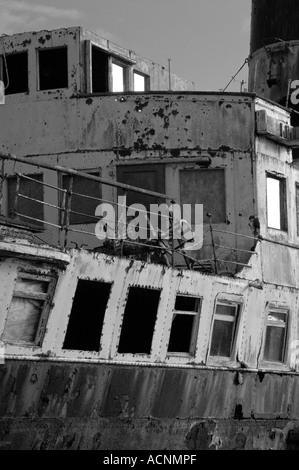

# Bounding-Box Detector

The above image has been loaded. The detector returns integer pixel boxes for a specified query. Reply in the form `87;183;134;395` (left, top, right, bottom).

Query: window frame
262;305;289;366
2;271;56;346
208;300;241;362
60;168;102;225
37;46;69;91
166;294;202;357
0;50;29;95
133;70;150;92
266;173;288;232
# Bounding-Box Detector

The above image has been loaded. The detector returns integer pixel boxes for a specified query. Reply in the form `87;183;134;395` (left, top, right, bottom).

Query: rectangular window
266;175;287;230
180;169;226;224
62;173;102;225
118;287;161;354
167;295;201;355
0;51;28;95
133;72;149;92
2;273;56;345
112;62;125;92
210;302;239;358
264;308;288;363
7;174;43;226
117;164;165;210
38;47;68;90
63;280;112;352
91;45;109;93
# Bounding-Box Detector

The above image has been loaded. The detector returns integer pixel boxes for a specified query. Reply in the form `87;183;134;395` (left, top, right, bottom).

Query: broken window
2;273;56;345
167;295;201;355
0;51;28;95
62;173;102;225
63;280;112;352
38;47;68;90
266;175;287;230
133;71;149;92
7;174;43;226
210;302;239;358
91;46;109;93
180;169;226;224
118;287;161;354
264;308;288;363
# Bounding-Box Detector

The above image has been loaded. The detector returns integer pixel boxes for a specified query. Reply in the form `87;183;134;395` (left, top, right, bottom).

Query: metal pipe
0;151;174;201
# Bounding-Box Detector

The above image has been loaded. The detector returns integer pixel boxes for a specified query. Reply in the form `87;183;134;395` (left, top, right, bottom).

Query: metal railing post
63;176;73;249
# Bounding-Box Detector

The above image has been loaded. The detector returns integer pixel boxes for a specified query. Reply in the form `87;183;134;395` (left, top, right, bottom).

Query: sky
0;0;252;92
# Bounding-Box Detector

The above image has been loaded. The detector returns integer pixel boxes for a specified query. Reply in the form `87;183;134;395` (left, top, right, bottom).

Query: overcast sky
0;0;252;92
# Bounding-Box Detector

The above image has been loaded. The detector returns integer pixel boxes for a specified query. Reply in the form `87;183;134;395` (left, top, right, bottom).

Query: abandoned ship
1;0;299;450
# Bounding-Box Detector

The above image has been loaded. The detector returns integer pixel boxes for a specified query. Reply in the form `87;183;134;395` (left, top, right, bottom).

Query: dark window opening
264;309;288;363
62;173;102;225
180;169;226;224
0;52;28;95
63;280;112;351
167;295;200;355
39;47;68;90
210;303;239;358
92;46;109;93
118;287;161;354
7;174;43;227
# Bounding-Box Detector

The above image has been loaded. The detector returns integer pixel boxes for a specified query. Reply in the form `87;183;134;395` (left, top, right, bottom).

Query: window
118;287;161;354
62;172;102;225
63;280;112;352
91;45;109;93
117;164;165;210
112;62;125;92
7;174;43;226
263;307;288;363
180;169;226;224
133;72;149;92
167;295;201;355
2;273;56;345
38;47;68;90
210;302;239;358
0;51;28;95
266;175;287;230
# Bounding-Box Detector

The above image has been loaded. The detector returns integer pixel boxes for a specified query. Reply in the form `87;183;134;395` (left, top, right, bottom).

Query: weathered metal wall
250;0;299;54
0;360;298;450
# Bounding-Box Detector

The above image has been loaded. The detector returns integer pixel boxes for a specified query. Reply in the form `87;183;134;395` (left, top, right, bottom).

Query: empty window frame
38;47;68;90
118;287;161;354
2;272;56;345
209;302;240;358
133;71;149;92
112;61;126;92
7;174;44;226
266;175;287;230
0;51;28;95
63;280;112;352
91;45;109;93
61;172;102;225
167;295;201;355
263;307;288;363
180;169;226;224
